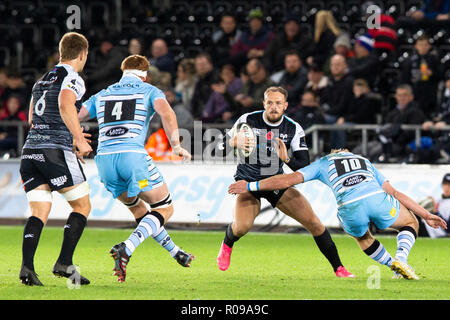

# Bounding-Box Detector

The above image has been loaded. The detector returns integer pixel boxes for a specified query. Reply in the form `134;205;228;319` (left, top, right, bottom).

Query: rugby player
217;86;354;277
229;149;447;279
78;54;194;282
19;32;92;286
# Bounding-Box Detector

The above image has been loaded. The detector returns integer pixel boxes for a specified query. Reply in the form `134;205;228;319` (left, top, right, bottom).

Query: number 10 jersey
82;74;166;155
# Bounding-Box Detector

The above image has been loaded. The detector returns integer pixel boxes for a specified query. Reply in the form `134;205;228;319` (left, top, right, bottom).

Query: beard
266;111;283;123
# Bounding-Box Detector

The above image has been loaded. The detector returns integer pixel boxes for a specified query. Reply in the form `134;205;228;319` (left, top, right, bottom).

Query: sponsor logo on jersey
105;127;129;137
342;174;367;187
50;175;68;187
266;131;274;140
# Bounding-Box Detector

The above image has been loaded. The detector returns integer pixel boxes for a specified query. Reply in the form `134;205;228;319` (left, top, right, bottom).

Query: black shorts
249;188;288;208
20;148;86;192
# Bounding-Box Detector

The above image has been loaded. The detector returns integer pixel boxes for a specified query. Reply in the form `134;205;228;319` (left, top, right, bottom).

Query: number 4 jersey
82;74;166;155
299;151;388;207
24;63;86;151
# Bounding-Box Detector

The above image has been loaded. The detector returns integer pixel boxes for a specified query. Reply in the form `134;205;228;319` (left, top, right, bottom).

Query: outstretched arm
228;172;304;195
382;181;447;229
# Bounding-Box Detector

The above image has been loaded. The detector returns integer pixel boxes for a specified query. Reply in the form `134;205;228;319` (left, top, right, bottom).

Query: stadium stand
0;0;449;163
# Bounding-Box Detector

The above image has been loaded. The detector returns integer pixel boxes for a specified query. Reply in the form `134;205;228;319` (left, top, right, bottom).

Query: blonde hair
330;148;350;154
314;10;341;43
59;32;89;61
120;54;150;72
264;86;288;101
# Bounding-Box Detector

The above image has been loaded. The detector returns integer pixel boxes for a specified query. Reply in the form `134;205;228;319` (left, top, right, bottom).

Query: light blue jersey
299;151;387;206
82;74;166;198
299;151;399;237
82;74;166;155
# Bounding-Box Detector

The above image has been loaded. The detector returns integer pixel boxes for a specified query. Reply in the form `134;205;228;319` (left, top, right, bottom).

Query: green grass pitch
0;225;448;300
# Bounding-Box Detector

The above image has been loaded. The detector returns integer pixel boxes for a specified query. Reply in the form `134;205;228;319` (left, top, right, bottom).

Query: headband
123;69;147;78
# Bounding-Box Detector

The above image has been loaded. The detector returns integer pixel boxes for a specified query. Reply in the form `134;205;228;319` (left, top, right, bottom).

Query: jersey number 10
334;158;367;176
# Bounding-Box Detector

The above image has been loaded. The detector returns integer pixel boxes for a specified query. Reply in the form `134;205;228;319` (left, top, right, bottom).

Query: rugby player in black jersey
217;86;354;277
18;32;92;286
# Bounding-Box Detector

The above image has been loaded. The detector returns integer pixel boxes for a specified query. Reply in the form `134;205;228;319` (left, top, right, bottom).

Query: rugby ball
234;122;256;158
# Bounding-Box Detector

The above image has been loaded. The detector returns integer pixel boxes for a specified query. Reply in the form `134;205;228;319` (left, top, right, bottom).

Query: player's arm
59;89;92;158
78;105;92;122
228;172;304;194
153;97;191;162
28;97;33;126
382;181;447;229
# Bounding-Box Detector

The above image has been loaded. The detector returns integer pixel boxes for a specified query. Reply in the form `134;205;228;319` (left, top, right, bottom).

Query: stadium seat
171;1;191;23
212;1;233;21
328;1;345;22
88;1;110;27
0;46;10;68
40;24;61;48
179;23;200;46
344;0;362;24
288;1;306;17
232;2;251;23
268;2;287;24
168;45;185;63
191;1;213;23
386;0;406;19
17;24;39;48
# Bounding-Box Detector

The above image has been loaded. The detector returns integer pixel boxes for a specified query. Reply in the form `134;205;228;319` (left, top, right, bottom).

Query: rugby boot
19;265;43;286
109;242;130;283
217;242;233;271
175;248;195;267
52;261;90;285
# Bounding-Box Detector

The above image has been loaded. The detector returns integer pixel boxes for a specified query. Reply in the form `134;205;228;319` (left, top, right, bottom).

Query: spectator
347;33;379;88
87;37;126;96
361;1;397;55
401;34;441;119
0;95;27;156
145;125;182;162
230;8;275;72
211;13;242;68
2;72;27;107
306;10;341;69
175;58;198;111
202;64;242;123
421;74;450;162
149;38;175;78
262;13;314;73
128;38;143;55
191;53;220;119
274;51;308;108
378;84;426;162
321;32;354;75
337;79;380;125
321;54;354;148
229;58;275;118
304;64;330;104
0;69;7;104
417;174;450;238
398;0;450;32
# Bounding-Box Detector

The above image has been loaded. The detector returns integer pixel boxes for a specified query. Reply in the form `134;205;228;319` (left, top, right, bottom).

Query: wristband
247;181;260;192
284;157;291;164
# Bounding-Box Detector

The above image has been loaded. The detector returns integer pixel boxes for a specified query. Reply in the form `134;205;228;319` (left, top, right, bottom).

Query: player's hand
228;180;249;195
274;138;289;162
173;144;192;163
74;138;93;164
424;213;447;230
232;131;255;152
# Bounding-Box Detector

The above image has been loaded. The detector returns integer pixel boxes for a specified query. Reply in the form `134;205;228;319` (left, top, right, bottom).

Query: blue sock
153;228;180;258
395;227;417;263
364;239;394;267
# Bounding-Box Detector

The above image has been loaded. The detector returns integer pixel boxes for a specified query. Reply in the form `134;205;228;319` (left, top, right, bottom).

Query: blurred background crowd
0;0;449;163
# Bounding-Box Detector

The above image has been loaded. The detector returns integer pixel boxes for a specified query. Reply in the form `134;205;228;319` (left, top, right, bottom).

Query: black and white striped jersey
227;110;309;182
24;63;86;151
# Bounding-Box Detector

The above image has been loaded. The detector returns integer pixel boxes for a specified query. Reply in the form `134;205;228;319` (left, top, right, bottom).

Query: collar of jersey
56;63;76;73
262;111;284;127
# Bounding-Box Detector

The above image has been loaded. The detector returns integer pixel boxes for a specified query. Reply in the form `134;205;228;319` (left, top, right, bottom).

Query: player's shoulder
283;114;304;132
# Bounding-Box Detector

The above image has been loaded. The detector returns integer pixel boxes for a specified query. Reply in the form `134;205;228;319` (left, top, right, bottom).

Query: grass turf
0;225;448;300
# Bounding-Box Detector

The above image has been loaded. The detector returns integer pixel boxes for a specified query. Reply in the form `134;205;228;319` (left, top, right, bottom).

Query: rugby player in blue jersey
79;55;193;282
229;149;447;279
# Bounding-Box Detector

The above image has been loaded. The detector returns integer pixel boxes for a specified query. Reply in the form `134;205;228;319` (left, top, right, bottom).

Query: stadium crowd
0;0;449;163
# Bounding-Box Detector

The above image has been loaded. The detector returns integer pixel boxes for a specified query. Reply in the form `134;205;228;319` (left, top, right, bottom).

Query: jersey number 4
104;99;136;123
334;158;367;176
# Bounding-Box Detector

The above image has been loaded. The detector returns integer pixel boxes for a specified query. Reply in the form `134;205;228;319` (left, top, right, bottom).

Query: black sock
136;211;165;226
57;212;87;266
22;216;44;271
313;228;342;272
223;224;240;248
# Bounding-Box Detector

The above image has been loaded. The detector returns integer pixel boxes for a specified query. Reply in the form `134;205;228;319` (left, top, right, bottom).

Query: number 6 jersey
82;74;166;155
299;151;388;207
24;63;86;151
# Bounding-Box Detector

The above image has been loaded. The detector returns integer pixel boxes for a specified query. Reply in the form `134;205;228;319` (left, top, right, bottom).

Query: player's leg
388;203;419;264
354;230;395;268
217;192;261;271
276;188;354;277
19;184;52;286
52;181;91;284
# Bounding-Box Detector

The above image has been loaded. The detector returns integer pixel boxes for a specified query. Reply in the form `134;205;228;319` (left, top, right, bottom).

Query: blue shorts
337;191;400;238
95;152;165;198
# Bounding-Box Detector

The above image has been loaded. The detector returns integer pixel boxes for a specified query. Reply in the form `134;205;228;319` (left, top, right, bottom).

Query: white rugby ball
234;122;256;158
